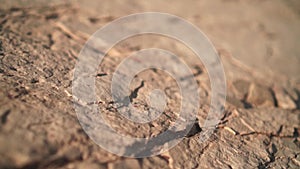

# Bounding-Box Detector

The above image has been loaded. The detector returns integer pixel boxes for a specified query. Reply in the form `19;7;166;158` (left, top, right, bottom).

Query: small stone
273;86;297;109
75;162;106;169
232;79;251;99
226;96;244;108
142;156;169;169
108;159;141;169
186;122;202;137
285;88;299;101
246;83;275;107
63;148;82;161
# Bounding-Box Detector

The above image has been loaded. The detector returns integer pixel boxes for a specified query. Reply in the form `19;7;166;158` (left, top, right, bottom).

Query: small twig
223;126;238;135
240;118;255;132
55;22;86;43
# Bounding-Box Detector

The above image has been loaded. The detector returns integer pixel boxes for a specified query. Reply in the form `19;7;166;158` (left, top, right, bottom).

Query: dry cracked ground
0;0;300;169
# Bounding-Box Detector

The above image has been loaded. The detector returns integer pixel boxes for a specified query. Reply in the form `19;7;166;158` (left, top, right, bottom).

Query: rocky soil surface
0;0;299;169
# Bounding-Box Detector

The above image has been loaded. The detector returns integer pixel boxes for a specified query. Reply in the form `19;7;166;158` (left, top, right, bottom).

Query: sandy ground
0;0;300;168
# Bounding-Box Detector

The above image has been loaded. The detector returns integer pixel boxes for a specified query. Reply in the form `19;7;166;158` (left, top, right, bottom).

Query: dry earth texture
0;0;300;169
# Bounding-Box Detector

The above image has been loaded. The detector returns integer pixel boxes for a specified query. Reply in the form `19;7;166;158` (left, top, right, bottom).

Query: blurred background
1;0;300;82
